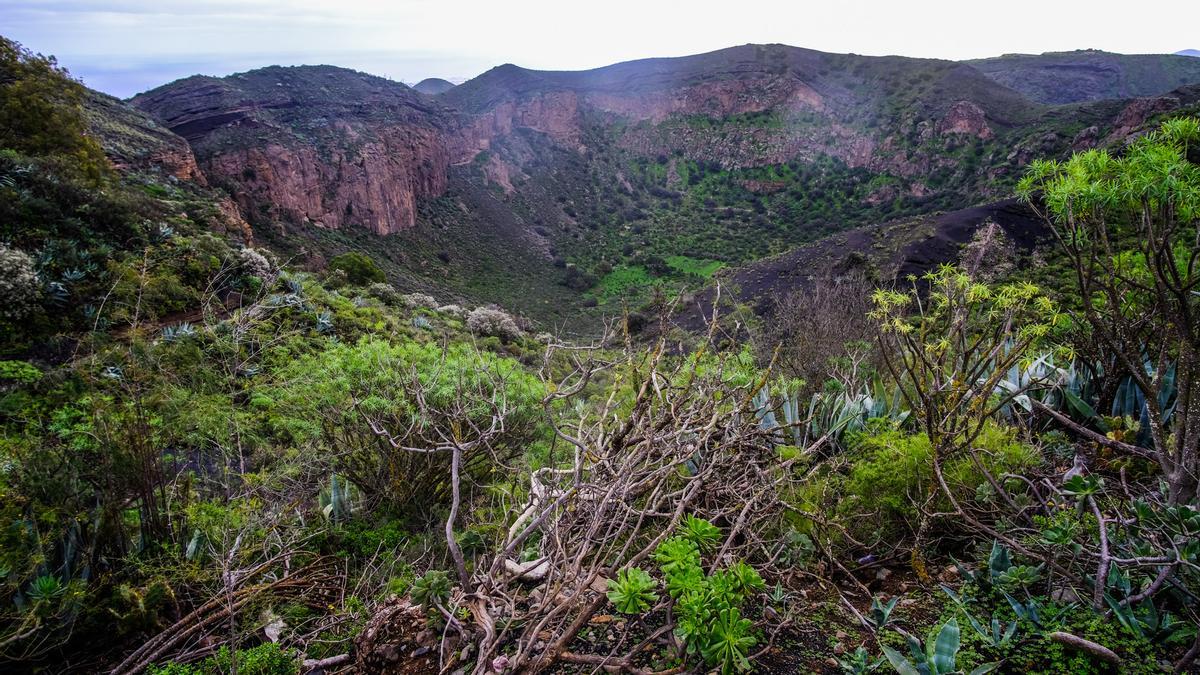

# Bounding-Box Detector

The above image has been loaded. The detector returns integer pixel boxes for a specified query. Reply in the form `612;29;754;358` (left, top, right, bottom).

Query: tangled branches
362;314;816;673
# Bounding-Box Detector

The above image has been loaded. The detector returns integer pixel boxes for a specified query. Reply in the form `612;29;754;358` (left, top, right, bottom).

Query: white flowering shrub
367;282;399;305
466;306;522;341
0;245;41;321
437;304;468;320
400;293;438;310
236;247;273;280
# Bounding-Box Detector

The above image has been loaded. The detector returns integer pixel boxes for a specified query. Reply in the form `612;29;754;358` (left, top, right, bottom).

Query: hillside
412;77;457;94
127;44;1200;325
967;49;1200;103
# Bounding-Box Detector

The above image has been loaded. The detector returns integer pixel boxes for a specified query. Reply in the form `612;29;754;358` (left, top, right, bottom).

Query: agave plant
315;310;334;334
1035;354;1178;448
838;646;884;674
318;474;353;523
882;618;998;675
43;280;69;306
753;376;909;453
160;322;196;343
866;595;899;630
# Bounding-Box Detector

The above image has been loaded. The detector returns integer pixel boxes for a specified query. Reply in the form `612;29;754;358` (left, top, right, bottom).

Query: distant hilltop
1178;49;1200;57
412;77;458;94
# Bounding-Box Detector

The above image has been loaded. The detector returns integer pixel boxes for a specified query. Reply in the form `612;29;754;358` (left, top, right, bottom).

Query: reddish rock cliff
133;66;459;236
207;127;450;235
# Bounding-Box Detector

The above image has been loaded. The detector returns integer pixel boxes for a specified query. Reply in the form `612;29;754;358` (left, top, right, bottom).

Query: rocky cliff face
130;45;1200;246
203;125;451;235
133;66;460;235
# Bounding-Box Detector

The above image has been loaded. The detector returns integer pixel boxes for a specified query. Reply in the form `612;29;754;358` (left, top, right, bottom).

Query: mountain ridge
122;43;1200;322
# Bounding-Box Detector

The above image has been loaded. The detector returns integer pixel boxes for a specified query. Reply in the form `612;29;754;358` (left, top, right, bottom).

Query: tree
0;36;108;181
1018;117;1200;505
871;265;1061;578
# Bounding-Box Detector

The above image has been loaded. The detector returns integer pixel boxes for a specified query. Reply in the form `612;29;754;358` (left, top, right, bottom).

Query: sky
3;0;1198;98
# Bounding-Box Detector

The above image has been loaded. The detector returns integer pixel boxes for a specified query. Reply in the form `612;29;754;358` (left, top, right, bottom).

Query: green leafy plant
648;524;765;673
940;585;1018;649
653;536;701;580
839;646;884;674
725;561;766;597
867;595;899;630
411;570;451;612
701;607;757;674
996;564;1043;592
606;567;659;614
26;575;65;603
681;514;723;550
882;618;998;675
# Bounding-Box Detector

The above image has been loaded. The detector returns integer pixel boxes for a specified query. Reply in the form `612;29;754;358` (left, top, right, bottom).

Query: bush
327;251;385;286
437;304;467;320
271;338;544;512
366;282;399;305
0;36;109;181
149;642;298;675
466;307;522;341
840;423;1038;540
0;245;41;321
236;247;273;281
400;293;437;309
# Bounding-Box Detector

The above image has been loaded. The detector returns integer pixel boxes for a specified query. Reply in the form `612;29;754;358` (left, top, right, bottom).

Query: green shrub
841;423;1038;539
149;643;298;675
271;338;545;512
327;251;385;285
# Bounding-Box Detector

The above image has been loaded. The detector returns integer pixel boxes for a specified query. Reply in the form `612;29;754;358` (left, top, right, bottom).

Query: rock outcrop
412;77;456;95
937;101;994;140
204;127;450;235
133;66;460;235
968;50;1200;104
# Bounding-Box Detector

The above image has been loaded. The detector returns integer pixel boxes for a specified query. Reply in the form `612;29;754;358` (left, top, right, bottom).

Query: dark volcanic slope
446;43;1040;125
413;77;457;95
968;50;1200;104
683;199;1048;320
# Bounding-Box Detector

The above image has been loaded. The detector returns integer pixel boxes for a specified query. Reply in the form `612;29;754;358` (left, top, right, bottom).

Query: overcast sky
3;0;1197;98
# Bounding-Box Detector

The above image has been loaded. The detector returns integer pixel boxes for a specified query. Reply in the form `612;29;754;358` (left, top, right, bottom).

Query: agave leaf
880;646;923;675
988;541;1012;580
938;583;962;605
1063;389;1103;427
1002;619;1017;644
928;618;959;674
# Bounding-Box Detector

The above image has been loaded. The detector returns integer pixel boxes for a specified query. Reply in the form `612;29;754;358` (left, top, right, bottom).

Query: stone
938;565;960;583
